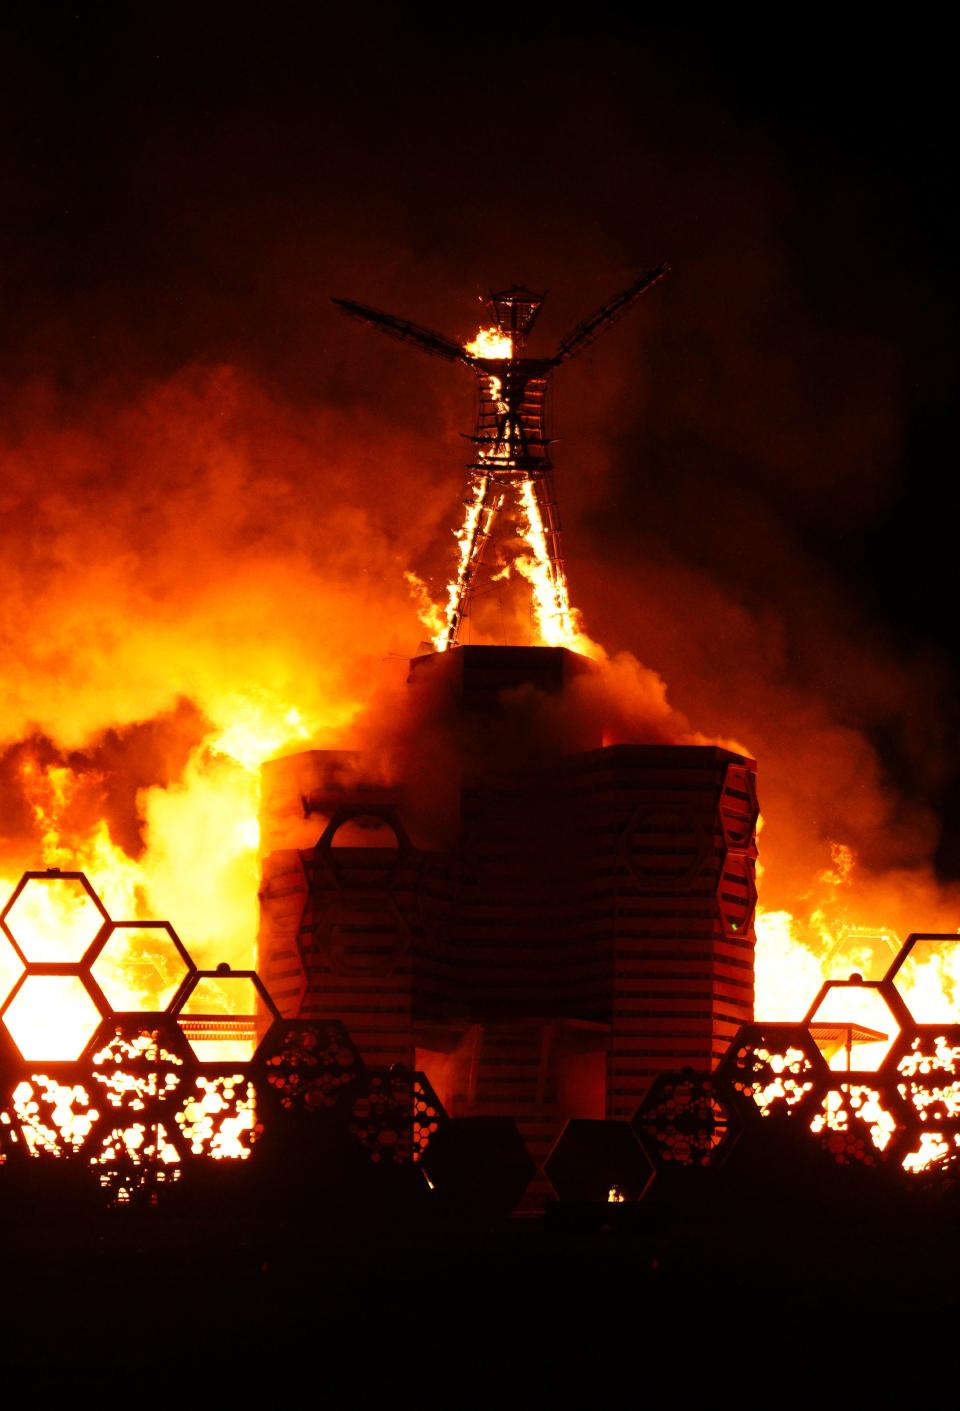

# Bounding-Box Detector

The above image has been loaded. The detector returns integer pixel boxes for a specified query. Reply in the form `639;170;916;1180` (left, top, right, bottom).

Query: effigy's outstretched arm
331;297;470;365
552;261;669;365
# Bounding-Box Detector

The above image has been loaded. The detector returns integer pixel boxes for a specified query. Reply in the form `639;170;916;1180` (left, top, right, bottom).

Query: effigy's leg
515;474;577;647
437;474;504;650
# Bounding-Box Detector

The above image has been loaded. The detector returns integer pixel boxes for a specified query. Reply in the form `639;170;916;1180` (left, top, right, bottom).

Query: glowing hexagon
809;1083;907;1166
2;873;108;964
717;1023;825;1119
894;1027;960;1124
889;935;960;1024
90;922;193;1012
176;972;275;1062
806;981;901;1072
3;974;102;1061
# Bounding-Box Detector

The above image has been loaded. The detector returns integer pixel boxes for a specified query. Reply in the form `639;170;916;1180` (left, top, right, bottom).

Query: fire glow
3;270;960;1139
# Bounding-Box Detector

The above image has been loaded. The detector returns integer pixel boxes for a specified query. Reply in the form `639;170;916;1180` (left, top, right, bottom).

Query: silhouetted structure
259;645;758;1175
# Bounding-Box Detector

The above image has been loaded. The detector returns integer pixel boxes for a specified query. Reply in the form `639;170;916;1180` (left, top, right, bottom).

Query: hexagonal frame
885;933;960;1025
803;977;912;1076
719;761;760;851
717;1023;829;1122
1;869;110;968
89;920;196;1014
631;1069;741;1171
171;966;280;1062
808;1079;914;1169
544;1118;655;1203
2;970;106;1063
252;1017;366;1116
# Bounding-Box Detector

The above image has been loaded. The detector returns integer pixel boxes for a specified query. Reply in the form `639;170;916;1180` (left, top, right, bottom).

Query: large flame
464;327;512;359
0;687;323;1054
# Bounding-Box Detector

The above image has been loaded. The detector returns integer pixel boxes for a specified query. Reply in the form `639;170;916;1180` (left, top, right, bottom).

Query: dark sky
1;11;957;882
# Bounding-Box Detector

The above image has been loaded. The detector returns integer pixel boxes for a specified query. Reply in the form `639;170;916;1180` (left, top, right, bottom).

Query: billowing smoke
0;20;954;1006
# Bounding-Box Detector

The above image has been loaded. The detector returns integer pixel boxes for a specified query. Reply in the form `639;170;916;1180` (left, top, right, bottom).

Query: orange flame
464;327;512;359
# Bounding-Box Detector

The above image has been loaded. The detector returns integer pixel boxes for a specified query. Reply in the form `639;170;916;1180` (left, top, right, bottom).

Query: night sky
1;12;957;893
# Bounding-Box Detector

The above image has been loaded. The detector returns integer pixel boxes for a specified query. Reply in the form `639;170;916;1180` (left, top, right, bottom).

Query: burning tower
259;269;758;1178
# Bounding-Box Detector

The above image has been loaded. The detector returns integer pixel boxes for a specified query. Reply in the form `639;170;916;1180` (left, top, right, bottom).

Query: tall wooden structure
258;646;758;1171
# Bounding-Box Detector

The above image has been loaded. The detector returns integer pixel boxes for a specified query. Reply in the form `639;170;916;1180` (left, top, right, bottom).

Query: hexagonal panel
90;922;193;1012
349;1068;420;1166
175;972;275;1062
822;927;901;984
717;1024;825;1119
420;1117;535;1216
809;1082;908;1167
175;1074;258;1159
11;1074;99;1156
632;1071;739;1170
83;1017;194;1203
888;935;960;1024
1;873;108;964
3;974;103;1062
255;1018;365;1115
894;1027;960;1124
806;981;901;1072
544;1119;654;1202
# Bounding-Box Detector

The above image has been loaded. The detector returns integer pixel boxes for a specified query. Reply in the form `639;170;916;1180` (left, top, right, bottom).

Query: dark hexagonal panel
254;1017;365;1115
719;762;759;850
421;1116;535;1216
544;1119;654;1202
632;1070;740;1170
348;1066;445;1166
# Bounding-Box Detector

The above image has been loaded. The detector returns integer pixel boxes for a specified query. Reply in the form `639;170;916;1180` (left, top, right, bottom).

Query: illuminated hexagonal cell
0;933;25;1008
176;972;274;1062
809;1083;907;1166
807;982;901;1072
889;935;960;1024
90;923;193;1012
2;873;108;964
176;1074;258;1159
901;1130;960;1176
717;1024;824;1119
12;1074;99;1156
3;974;103;1062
